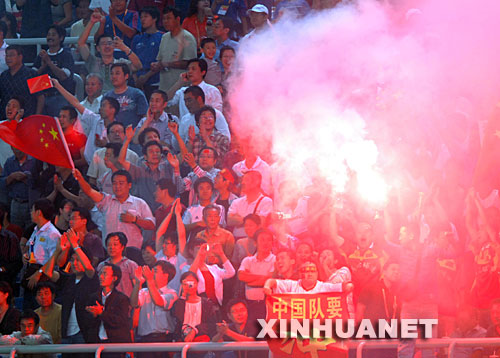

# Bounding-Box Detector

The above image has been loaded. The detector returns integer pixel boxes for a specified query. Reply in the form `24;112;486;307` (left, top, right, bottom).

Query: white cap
247;4;269;15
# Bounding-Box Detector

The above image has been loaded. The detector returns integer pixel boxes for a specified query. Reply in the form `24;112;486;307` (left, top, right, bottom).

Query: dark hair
186;0;204;18
195;105;216;127
111;170;132;184
110;63;130;77
226;298;248;317
202;204;221;219
199;146;218;160
60;106;78;121
140;6;160;21
105;232;128;247
156;178;176;197
107;121;125;135
142;140;162;155
33;199;55;221
102;262;122;286
138;127;160;146
193;176;214;194
151;89;168;103
5;44;22;56
1;13;17;38
200;37;216;49
105;142;122;158
277;248;295;260
253;228;274;244
102;97;120;116
153;260;176;283
95;34;113;46
72;206;92;223
8;95;25;109
219;46;235;59
141;240;156;252
184;85;205;103
20;309;39;326
35;281;56;295
180;271;198;283
243;213;261;226
58;199;76;213
243;170;262;188
187;58;207;78
0;281;13;305
162;232;179;254
0;21;8;38
217;17;234;32
47;24;66;45
162;6;181;18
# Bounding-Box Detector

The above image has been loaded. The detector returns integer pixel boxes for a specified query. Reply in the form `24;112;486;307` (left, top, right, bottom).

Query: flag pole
53;116;75;170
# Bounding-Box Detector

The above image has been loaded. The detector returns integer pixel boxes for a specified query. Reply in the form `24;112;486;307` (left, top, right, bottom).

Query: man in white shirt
232;140;272;197
167;58;223;119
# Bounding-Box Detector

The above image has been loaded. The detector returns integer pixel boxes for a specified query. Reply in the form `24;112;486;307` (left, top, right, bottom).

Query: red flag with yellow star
0;115;74;168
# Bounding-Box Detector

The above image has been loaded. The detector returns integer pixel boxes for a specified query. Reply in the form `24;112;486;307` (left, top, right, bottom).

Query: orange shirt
182;15;207;47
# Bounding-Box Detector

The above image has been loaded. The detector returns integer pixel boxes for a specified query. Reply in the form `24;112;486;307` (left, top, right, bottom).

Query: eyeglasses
300;266;317;273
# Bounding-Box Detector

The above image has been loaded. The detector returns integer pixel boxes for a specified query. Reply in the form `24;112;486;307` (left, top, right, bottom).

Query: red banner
266;293;349;358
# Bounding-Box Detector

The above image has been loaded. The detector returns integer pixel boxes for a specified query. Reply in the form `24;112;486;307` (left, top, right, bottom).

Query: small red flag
27;74;53;94
0;115;74;168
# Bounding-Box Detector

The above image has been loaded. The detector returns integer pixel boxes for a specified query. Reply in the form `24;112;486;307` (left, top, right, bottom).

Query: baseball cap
247;4;269;15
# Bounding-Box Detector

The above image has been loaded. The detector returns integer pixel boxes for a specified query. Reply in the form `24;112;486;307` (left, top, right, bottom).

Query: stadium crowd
0;0;496;357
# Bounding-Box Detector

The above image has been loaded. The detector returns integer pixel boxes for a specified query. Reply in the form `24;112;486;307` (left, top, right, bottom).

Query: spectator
34;282;61;344
104;63;148;128
71;0;100;38
0;309;53;345
153;7;197;93
17;0;56;39
274;249;296;280
173;271;219;342
153;178;180;232
78;14;142;93
45;168;80;218
219;46;235;89
51;0;73;28
74;169;155;249
0;146;34;229
33;25;76;117
127;0;170;28
95;0;141;50
59;106;88;170
199;38;222;86
211;18;239;55
0;281;20;335
51;77;106;166
176;85;230;153
23;199;60;309
228;171;273;238
0;45;44;117
95;143;122;194
486;298;500;338
52;199;75;233
131;261;178;351
0;13;18;39
231;214;260;269
450;306;486;358
214;168;238;219
133;90;179;151
275;0;310;19
0;21;8;74
189;242;235;306
182;0;212;49
141;241;157;268
118;126;175;212
86;263;131;349
237;228;275;320
211;299;256;343
195;204;234;259
167;58;223;119
189;106;230;165
87;121;140;189
132;7;164;97
154;198;189;292
241;4;269;41
0;207;21;287
232;139;272;197
80;74;104;124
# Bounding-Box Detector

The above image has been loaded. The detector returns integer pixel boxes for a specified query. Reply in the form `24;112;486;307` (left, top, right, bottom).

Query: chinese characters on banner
266;293;349;358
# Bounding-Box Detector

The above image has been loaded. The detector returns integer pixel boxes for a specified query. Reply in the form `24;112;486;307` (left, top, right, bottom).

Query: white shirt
275;196;309;236
136;112;179;149
66;278;81;336
78;109;107;164
0;42;7;74
96;193;155;249
75;95;103;134
196;260;235;305
275;279;342;294
98;290;112;340
239;253;275;300
137;285;178;336
232;156;272;196
176;109;230;152
170;81;223;119
87;147;139;182
183;301;202;328
70;19;100;38
27;221;61;265
182;203;226;228
228;194;273;238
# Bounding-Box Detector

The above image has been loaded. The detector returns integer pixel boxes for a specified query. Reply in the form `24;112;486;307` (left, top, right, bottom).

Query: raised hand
166;152;180;170
125;125;136;142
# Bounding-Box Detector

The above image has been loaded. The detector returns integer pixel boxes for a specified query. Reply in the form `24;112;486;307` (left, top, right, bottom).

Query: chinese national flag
0;115;74;168
27;74;53;94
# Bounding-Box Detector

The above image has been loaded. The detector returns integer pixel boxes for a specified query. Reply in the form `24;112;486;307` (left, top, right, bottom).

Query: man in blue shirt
132;7;164;98
96;0;141;51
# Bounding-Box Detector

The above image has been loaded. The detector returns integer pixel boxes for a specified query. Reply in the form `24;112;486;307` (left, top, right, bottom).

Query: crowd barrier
1;338;500;358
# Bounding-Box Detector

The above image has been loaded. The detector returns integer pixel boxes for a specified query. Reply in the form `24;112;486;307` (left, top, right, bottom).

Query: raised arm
143;266;166;307
130;266;144;308
78;11;104;61
118;126;134;171
113;37;142;70
52;78;85;114
108;5;137;39
155;200;176;252
73;168;104;203
174;200;187;255
67;229;95;278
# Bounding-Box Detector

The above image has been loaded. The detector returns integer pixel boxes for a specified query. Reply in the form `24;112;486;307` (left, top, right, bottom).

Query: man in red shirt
59;106;87;171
